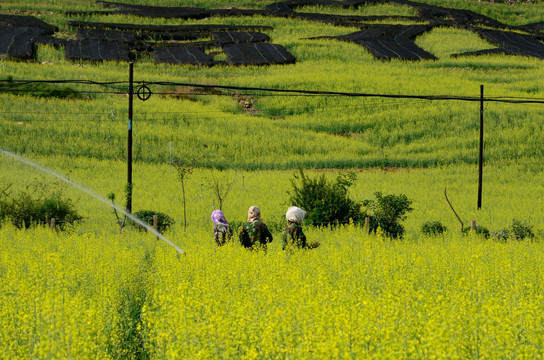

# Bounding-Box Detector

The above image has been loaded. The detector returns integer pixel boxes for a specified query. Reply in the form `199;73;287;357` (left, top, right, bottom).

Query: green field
2;0;544;358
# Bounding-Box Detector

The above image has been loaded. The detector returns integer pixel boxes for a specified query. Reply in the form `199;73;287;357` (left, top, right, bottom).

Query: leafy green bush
421;221;447;236
463;224;490;238
129;210;175;234
509;219;535;240
491;229;510;242
0;184;82;229
492;219;534;242
288;169;361;227
362;192;413;239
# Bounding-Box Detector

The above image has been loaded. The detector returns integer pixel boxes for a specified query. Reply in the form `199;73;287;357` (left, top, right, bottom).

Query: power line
2;78;544;104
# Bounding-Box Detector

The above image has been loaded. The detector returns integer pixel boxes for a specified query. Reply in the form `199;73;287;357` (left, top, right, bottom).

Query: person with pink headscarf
239;206;273;250
211;210;233;246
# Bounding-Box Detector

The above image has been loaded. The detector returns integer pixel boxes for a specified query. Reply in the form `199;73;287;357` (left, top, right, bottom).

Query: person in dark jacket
282;206;319;250
239;206;273;250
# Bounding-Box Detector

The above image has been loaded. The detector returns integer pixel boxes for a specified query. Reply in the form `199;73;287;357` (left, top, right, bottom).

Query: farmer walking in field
239;206;273;250
282;206;319;250
211;210;233;246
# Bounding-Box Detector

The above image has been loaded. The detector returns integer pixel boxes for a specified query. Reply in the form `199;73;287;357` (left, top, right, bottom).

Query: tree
210;171;236;211
288;169;361;227
171;157;194;231
362;192;413;239
0;182;82;230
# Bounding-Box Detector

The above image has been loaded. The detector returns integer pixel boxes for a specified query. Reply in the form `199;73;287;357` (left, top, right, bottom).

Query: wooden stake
153;215;158;239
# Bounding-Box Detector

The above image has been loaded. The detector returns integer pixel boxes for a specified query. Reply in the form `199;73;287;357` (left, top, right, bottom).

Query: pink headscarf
211;210;229;228
247;206;261;223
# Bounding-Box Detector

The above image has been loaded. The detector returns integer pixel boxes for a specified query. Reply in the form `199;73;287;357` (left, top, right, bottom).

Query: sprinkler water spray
0;149;185;255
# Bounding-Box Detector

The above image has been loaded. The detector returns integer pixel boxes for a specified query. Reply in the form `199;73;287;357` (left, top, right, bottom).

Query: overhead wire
1;78;544;105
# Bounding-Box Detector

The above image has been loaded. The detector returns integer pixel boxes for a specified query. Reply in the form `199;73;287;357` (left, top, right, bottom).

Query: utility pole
478;84;484;210
127;62;133;214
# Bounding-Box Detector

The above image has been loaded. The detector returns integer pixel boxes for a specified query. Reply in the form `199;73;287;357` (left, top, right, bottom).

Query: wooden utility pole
127;62;134;214
478;85;484;210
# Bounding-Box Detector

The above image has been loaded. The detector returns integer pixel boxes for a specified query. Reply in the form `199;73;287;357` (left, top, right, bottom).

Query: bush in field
509;218;535;240
0;184;82;229
491;228;510;242
492;219;535;242
362;192;413;239
129;210;175;234
288;169;361;227
463;224;490;238
421;221;447;236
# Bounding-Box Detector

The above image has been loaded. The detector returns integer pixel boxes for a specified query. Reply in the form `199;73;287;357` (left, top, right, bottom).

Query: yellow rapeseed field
4;223;541;358
142;225;544;359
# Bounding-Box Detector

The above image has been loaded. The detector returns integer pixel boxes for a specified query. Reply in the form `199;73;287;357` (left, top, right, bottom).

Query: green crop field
1;0;544;358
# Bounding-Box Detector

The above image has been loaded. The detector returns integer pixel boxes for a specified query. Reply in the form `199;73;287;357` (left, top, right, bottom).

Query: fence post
471;220;477;232
364;216;370;234
50;218;55;231
153;215;158;239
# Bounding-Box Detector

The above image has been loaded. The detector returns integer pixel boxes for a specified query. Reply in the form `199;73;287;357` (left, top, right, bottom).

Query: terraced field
1;0;544;358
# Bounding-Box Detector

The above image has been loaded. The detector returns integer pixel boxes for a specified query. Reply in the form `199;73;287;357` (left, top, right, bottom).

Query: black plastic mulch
475;29;544;60
402;0;508;29
0;26;48;59
0;14;57;33
92;1;265;19
68;21;273;33
266;0;370;15
451;48;513;58
33;35;67;48
212;32;270;44
267;0;509;29
138;32;202;42
4;1;544;64
515;21;544;34
153;46;213;65
223;43;296;65
77;29;138;43
65;39;131;61
96;1;211;19
314;25;436;60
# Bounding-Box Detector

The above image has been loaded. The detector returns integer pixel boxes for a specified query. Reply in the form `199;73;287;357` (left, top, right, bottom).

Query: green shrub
129;210;175;234
509;218;535;240
491;228;510;242
421;221;447;236
463;224;490;238
492;219;535;242
363;192;413;239
288;169;361;227
0;184;82;229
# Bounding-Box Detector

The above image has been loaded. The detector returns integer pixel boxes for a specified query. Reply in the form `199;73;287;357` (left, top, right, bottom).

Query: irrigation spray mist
0;149;185;255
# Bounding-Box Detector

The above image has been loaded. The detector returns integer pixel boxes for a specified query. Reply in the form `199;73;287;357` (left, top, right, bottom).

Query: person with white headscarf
239;206;273;250
211;210;233;246
282;206;319;250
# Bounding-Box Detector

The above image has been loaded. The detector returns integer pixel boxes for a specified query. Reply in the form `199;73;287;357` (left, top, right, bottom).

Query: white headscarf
286;206;306;225
247;206;261;222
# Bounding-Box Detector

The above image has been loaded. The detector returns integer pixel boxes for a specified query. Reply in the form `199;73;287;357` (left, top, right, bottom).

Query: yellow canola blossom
0;224;153;359
2;223;544;359
143;226;544;359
